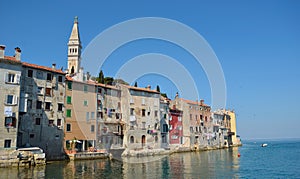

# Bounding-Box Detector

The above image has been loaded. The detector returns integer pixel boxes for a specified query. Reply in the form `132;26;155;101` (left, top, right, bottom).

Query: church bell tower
67;16;82;74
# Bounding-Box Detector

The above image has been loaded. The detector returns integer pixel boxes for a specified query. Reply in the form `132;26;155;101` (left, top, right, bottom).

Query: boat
261;143;268;147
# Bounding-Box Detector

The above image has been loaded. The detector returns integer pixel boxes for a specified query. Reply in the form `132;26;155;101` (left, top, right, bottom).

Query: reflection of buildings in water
0;165;46;179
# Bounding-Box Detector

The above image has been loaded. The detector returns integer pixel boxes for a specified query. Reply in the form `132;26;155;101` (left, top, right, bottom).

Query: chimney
87;72;90;80
200;99;204;105
52;63;56;69
14;47;21;61
175;92;179;99
0;45;5;59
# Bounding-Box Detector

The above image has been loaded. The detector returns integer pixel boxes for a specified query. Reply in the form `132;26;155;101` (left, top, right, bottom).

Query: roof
1;56;22;64
2;56;64;74
126;85;160;94
180;98;210;107
22;62;65;74
65;75;119;90
68;16;81;45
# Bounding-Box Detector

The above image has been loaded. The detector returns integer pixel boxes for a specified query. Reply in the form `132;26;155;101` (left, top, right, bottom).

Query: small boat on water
261;143;268;147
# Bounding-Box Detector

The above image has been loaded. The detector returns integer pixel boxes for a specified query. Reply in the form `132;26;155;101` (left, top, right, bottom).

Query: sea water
1;139;299;178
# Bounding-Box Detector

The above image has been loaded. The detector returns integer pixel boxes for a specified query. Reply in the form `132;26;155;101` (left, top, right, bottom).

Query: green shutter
67;96;72;104
66;109;71;117
68;82;72;90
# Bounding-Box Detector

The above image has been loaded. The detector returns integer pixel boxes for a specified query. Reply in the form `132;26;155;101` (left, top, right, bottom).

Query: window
5;95;18;105
178;116;182;121
142;98;145;105
36;101;42;109
142;109;146;117
91;125;95;132
5;117;16;128
48;120;54;126
58;103;63;111
190;114;193;120
86;112;89;121
66;109;71;117
66;124;71;132
190;127;194;133
4;140;11;148
57;119;62;126
200;115;203;120
27;99;32;111
45;102;51;110
116;113;121;119
28;70;33;78
84;85;88;92
67;96;71;104
195;115;198;121
45;88;51;96
58;76;63;82
35;118;41;125
84;100;88;106
37;87;43;95
155;136;158;143
67;82;72;90
130;108;134;115
155;110;158;117
5;73;20;84
205;116;208;122
130;97;134;104
97;87;102;93
30;134;34;138
130;136;134;143
162;124;168;133
47;73;52;81
91;112;95;119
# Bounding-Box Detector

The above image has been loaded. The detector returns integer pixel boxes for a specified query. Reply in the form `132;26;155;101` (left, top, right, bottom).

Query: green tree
134;81;138;87
156;85;160;92
104;77;114;85
113;79;129;85
97;70;104;84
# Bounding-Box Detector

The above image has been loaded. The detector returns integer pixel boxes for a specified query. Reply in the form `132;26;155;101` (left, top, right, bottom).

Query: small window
36;101;42;109
30;134;34;138
66;109;71;117
84;100;88;106
67;81;72;90
45;102;51;110
57;119;62;126
116;113;121;119
84;85;88;92
28;70;33;78
66;124;71;132
58;103;63;111
35;118;41;125
142;109;146;117
205;116;208;122
91;112;95;119
130;136;134;143
91;125;95;132
45;88;51;96
5;73;20;84
5;95;17;105
58;76;63;82
200;115;203;120
37;87;43;95
155;136;158;143
47;73;52;81
97;88;102;93
67;96;72;104
155;110;158;117
86;112;89;121
48;120;54;126
4;140;11;148
130;108;134;115
178;116;182;121
5;117;16;128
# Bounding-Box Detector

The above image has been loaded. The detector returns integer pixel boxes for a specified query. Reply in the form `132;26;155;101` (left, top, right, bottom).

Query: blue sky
1;1;300;139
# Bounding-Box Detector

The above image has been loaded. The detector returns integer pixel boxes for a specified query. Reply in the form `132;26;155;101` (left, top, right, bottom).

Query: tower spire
67;16;82;75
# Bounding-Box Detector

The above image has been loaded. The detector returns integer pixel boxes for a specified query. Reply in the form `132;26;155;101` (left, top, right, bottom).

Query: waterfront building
170;93;213;149
121;85;161;150
17;57;65;160
0;46;22;152
169;106;183;146
159;96;170;148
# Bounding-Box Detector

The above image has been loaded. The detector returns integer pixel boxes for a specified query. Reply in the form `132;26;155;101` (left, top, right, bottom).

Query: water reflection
0;148;240;178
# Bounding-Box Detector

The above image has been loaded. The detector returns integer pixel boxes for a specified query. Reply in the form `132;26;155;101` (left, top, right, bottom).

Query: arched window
155;136;158;143
71;66;75;74
130;136;134;143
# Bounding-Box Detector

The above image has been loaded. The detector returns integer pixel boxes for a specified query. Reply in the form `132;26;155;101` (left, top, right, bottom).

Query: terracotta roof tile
180;98;210;107
126;85;160;94
22;62;65;74
2;56;22;64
